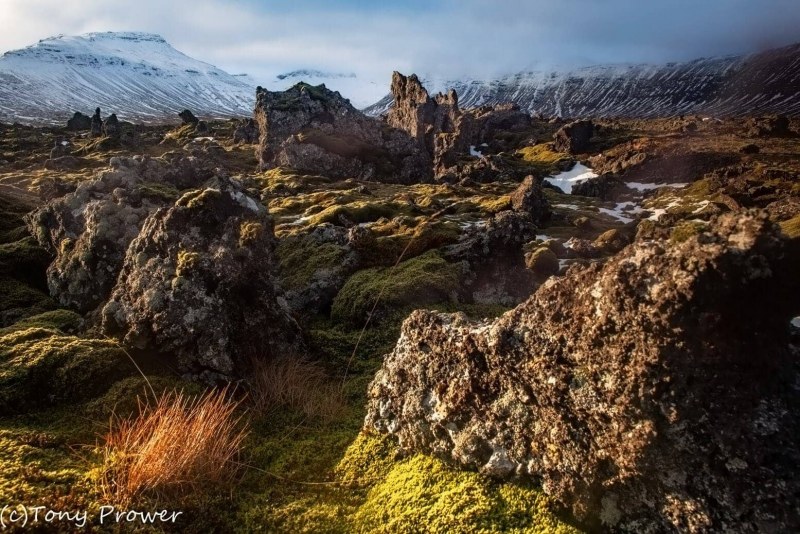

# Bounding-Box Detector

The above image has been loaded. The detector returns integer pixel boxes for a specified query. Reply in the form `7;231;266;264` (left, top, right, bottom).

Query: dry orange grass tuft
248;356;346;421
99;386;247;506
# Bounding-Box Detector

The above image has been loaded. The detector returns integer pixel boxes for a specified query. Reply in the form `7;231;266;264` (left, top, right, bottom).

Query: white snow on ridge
0;32;256;124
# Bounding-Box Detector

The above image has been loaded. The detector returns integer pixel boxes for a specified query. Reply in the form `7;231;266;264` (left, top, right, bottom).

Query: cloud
1;0;799;106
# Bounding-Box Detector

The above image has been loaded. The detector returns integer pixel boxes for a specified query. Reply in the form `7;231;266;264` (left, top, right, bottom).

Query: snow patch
544;163;598;194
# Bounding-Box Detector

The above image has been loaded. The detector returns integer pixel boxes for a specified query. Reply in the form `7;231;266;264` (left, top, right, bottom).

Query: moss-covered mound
0;326;131;414
331;251;463;324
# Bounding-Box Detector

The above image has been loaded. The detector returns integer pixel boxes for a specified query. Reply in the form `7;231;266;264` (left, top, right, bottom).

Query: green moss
84;375;205;420
516;144;573;174
0;428;99;510
277;237;350;291
670;221;706;243
307;201;408;227
4;309;83;333
136;181;180;201
331;251;462;324
335;432;398;488
176;187;222;209
0;277;56;327
348;438;580;534
0;236;51;277
0;328;131;414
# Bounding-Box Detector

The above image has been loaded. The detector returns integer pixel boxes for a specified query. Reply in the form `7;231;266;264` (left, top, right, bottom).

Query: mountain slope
0;32;256;124
365;43;800;118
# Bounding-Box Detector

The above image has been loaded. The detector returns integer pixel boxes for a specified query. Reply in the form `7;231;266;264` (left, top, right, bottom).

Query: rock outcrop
366;211;800;532
255;82;430;183
179;109;199;126
66;112;92;131
103;113;120;139
443;211;538;305
26;156;216;312
510;175;550;223
387;72;471;178
745;114;794;137
101;178;302;377
553;120;593;154
90;107;103;138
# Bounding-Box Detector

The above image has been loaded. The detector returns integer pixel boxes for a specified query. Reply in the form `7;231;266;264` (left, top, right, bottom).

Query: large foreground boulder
101;178;302;376
255;82;430;183
26;156;216;312
366;211;800;532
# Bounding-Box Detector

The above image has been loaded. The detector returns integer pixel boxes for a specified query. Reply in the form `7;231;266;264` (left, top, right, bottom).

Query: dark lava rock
365;210;800;532
746;114;793;137
43;156;85;171
571;174;625;200
740;143;761;154
255;82;430;183
66;112;92;131
179;109;199;125
510;175;550;223
90;107;103;138
101;178;302;378
553;120;593;154
103;113;121;139
443;210;537;305
49;137;70;159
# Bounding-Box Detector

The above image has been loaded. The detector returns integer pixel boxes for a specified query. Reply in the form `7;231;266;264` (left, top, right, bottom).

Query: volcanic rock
443;210;537;304
49;137;70;159
66;112;92;131
179;109;199;125
387;72;471;177
255;82;430;183
90;107;103;138
510;175;550;223
100;178;302;377
553;120;593;154
366;211;800;532
103;113;121;139
26;155;216;312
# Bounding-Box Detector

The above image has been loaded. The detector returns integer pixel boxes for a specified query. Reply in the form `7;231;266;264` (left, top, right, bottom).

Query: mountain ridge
0;31;256;124
364;42;800;118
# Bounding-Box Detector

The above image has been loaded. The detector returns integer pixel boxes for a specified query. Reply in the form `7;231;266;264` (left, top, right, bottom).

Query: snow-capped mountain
365;43;800;118
0;32;256;124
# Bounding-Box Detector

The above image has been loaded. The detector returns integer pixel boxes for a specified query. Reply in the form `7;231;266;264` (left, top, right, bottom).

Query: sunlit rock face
366;210;800;532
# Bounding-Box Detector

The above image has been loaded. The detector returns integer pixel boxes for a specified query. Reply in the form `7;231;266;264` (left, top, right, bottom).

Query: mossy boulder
525;247;560;278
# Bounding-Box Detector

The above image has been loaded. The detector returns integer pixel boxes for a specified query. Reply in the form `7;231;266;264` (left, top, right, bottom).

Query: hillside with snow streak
0;32;256;124
365;43;800;118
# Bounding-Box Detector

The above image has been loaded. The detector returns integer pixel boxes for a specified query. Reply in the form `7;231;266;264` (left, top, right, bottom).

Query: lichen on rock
100;177;303;377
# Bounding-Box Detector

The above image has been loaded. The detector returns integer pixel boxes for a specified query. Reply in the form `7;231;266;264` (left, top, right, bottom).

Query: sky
1;0;800;105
